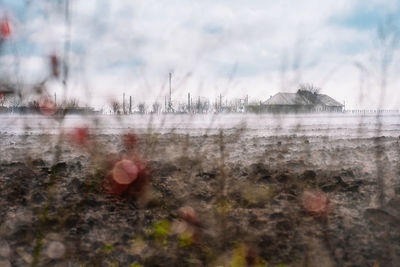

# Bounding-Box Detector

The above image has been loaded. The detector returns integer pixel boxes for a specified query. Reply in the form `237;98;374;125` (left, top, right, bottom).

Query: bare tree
138;102;146;114
194;97;210;113
151;102;161;114
110;100;121;114
297;83;321;104
297;83;320;94
64;98;79;109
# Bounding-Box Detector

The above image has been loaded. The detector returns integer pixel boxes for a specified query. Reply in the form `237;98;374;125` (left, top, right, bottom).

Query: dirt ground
1;130;400;266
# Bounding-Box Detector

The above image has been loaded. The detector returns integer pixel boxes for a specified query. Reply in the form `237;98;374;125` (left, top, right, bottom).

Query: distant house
312;94;344;112
263;92;343;113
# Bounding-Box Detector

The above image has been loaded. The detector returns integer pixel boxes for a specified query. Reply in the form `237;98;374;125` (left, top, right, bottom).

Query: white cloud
1;0;399;108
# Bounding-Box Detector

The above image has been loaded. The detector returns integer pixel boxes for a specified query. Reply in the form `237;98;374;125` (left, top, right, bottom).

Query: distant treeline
0;106;98;115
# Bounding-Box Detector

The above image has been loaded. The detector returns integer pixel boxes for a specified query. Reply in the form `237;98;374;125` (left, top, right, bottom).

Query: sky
0;0;400;109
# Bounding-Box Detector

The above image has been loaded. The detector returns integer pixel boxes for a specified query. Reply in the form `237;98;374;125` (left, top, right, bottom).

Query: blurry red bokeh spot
0;19;11;38
107;159;139;194
39;99;57;116
112;159;139;185
71;127;89;145
179;206;200;226
302;191;330;215
123;132;138;149
105;157;149;196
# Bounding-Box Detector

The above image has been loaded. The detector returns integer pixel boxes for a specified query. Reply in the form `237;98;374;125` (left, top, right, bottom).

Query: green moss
178;231;193;248
102;243;114;253
230;244;247;267
153;219;171;241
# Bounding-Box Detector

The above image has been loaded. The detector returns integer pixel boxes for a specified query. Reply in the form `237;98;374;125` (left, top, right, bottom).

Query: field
0;113;400;266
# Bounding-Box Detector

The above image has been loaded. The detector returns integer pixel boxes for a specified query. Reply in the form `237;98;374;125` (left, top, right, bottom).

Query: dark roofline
265;92;343;107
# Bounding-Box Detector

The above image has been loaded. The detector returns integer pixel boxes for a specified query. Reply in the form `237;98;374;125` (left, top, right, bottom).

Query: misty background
0;0;399;109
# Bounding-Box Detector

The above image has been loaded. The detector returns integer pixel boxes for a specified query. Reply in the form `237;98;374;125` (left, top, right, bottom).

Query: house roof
264;92;343;107
316;94;343;107
264;93;312;106
0;83;15;95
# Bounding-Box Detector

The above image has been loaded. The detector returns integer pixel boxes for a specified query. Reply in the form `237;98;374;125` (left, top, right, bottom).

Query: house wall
312;105;343;112
261;105;344;113
264;105;313;113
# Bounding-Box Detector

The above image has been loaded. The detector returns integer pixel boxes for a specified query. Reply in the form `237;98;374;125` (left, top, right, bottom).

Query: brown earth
0;131;400;266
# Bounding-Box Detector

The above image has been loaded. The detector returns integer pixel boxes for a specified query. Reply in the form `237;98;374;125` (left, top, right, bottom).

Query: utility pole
168;72;172;113
188;92;190;113
129;96;132;114
198;96;200;113
123;92;125;114
245;94;248;112
62;0;71;98
219;93;222;112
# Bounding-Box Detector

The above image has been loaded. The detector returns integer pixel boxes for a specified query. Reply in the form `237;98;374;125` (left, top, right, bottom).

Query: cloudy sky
0;0;400;109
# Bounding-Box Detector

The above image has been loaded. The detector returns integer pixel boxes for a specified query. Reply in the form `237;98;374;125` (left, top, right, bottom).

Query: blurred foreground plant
302;190;331;216
0;18;11;39
103;132;150;197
